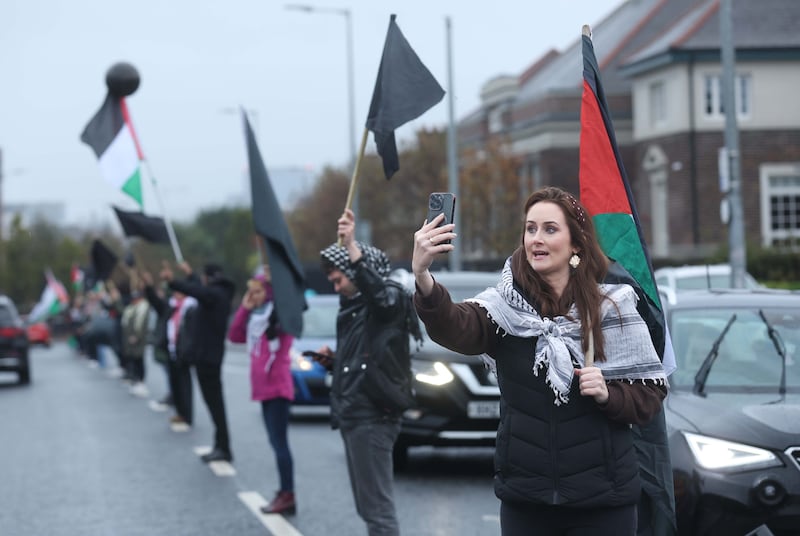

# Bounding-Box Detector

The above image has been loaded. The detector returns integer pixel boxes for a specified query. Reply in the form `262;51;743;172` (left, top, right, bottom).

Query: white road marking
194;446;213;456
209;461;236;476
148;400;168;412
193;446;235;476
482;514;500;524
238;491;304;536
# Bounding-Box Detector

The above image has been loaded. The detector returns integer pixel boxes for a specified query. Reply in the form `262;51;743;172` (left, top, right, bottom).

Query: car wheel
392;441;409;472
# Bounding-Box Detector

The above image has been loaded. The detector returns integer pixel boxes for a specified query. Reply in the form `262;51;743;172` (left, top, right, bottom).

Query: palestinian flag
578;26;677;536
70;263;85;292
29;270;70;322
80;94;144;207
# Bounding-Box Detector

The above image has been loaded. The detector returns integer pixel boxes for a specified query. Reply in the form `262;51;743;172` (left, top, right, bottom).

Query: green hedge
658;245;800;289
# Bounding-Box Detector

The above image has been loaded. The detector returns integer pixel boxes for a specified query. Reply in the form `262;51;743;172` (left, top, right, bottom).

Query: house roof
460;0;800;135
622;0;800;74
513;0;682;103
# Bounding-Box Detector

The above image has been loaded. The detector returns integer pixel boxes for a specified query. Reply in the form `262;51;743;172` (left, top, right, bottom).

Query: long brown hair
511;186;609;360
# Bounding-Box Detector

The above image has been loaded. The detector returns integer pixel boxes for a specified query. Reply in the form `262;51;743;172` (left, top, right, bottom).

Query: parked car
25;318;52;347
390;269;502;469
664;289;800;535
655;264;761;305
0;296;32;385
289;293;338;405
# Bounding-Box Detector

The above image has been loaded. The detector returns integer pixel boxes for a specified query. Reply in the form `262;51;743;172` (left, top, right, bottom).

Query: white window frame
488;103;511;134
759;163;800;247
704;73;751;120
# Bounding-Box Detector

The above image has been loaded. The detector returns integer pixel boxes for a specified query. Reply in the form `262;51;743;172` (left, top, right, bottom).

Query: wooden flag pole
338;127;370;246
585;327;595;367
581;21;594;367
255;234;268;267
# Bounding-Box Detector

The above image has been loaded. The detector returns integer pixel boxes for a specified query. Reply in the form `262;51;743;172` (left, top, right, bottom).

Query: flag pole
338;127;370;246
141;160;184;263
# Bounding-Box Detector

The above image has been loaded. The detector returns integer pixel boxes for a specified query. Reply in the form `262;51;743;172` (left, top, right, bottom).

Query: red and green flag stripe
578;32;660;309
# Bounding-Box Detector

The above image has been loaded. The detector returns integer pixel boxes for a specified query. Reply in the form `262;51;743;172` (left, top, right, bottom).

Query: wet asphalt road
0;342;501;536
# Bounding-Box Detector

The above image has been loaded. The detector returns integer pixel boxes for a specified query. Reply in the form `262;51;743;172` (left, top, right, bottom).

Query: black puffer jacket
492;332;640;508
329;258;409;430
168;275;235;366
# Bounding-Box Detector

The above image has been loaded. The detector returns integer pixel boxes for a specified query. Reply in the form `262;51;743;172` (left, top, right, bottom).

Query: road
0;342;501;536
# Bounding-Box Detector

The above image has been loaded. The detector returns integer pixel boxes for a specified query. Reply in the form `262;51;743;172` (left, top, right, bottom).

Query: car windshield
669;306;800;393
302;300;338;338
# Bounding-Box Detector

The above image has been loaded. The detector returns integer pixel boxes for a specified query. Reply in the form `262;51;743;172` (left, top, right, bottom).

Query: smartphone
301;350;328;361
426;192;456;244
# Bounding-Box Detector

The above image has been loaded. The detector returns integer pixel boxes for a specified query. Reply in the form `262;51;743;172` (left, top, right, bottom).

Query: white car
655;264;761;305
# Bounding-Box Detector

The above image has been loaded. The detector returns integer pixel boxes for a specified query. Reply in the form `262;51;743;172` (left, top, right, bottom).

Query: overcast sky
1;0;622;226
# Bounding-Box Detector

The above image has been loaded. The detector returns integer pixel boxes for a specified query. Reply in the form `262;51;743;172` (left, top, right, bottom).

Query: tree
286;166;350;262
286;128;449;265
460;136;523;261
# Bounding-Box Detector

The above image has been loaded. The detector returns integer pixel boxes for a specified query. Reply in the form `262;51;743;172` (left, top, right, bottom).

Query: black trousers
500;501;637;536
194;361;230;453
168;359;193;424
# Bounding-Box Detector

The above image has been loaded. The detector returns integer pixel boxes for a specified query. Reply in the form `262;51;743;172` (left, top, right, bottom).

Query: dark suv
391;269;501;468
0;295;31;384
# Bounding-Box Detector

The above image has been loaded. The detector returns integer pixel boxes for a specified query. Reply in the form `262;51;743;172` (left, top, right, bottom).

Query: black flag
243;111;307;337
90;239;118;281
112;206;170;244
366;14;445;179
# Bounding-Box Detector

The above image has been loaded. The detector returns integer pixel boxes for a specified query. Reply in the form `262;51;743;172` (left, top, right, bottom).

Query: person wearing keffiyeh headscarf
314;208;409;536
411;187;668;536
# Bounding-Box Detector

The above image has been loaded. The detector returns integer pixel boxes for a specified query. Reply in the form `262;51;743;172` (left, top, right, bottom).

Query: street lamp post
285;4;363;239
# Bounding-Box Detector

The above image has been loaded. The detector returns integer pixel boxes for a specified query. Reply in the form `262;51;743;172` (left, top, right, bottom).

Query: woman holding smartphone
411;187;667;535
227;266;297;515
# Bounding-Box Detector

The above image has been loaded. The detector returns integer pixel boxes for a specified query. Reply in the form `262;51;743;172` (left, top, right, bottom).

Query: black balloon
105;62;140;97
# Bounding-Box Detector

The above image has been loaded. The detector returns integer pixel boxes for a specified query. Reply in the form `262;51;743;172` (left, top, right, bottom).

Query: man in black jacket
163;261;235;463
316;209;410;536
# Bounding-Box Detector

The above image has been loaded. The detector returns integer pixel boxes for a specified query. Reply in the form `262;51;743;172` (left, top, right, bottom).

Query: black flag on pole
243;111;307;338
366;14;445;179
112;206;170;244
90;239;119;281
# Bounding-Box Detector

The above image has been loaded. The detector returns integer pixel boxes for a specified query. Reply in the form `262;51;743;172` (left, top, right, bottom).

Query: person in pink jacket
227;268;297;515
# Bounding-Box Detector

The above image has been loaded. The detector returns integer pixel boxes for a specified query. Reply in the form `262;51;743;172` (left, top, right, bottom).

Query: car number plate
467;401;500;419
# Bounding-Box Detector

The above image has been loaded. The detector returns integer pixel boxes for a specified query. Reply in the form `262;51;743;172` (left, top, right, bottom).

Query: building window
489;106;505;134
760;163;800;247
649;81;666;127
704;74;751;119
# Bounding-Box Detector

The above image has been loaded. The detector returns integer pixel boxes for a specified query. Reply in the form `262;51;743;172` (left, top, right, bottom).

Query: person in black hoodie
162;261;236;463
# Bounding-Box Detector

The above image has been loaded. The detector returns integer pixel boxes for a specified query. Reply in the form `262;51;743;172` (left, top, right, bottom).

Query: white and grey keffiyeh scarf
467;258;667;405
320;242;391;280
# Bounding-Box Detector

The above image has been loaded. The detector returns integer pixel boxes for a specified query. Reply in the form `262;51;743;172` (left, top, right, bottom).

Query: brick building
458;0;800;261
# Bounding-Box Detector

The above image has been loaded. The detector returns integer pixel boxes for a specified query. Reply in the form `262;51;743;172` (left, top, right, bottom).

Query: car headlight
413;360;454;386
289;349;314;372
682;431;781;472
